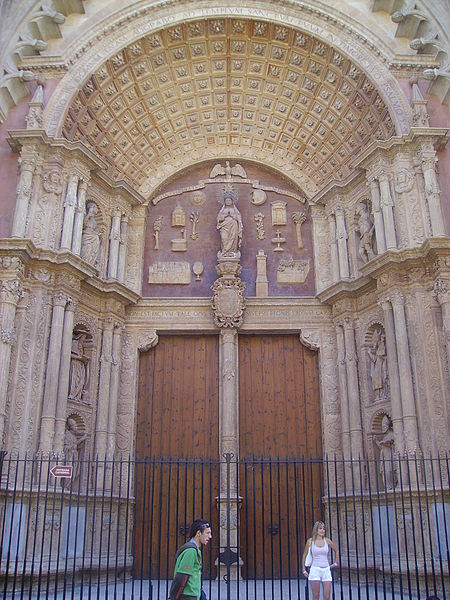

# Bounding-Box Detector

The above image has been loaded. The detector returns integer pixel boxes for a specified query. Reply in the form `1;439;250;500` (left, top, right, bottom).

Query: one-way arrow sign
50;465;73;478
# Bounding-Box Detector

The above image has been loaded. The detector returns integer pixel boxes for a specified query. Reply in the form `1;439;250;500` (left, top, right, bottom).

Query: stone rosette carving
211;278;246;328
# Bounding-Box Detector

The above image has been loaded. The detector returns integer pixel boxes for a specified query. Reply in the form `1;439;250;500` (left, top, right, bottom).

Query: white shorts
308;565;332;581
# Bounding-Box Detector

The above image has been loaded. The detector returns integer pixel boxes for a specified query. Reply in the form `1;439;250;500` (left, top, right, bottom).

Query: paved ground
6;578;430;599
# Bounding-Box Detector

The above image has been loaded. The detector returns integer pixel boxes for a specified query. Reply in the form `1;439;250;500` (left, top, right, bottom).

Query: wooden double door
135;333;322;579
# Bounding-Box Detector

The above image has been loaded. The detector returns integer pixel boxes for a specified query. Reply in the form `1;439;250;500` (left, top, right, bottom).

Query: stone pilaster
420;153;446;236
107;323;123;458
389;291;419;455
0;258;24;446
327;211;339;282
107;209;122;279
71;179;88;255
335;324;350;457
368;178;386;254
343;318;363;460
60;173;79;250
117;215;129;283
433;277;450;376
95;317;114;458
54;299;76;454
11;152;36;237
379;297;405;455
378;173;397;250
39;291;69;454
335;205;350;279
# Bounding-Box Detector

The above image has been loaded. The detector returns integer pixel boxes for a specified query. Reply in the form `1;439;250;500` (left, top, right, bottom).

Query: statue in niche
356;202;375;263
80;202;101;266
69;332;90;403
217;192;243;258
63;417;87;485
368;328;388;400
375;415;396;491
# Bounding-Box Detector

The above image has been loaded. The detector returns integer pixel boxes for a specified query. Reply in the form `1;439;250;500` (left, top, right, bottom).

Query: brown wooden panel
238;334;322;578
135;335;219;579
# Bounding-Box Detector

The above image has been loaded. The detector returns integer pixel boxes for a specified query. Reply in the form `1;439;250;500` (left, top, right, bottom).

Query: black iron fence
0;452;448;599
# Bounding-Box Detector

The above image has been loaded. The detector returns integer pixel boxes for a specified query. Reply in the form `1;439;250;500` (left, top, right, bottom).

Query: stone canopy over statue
216;190;243;259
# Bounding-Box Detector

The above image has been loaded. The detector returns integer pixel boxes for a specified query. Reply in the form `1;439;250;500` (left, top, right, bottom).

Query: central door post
217;328;243;580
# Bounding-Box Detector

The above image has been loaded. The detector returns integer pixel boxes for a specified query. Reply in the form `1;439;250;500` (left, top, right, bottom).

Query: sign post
50;465;73;479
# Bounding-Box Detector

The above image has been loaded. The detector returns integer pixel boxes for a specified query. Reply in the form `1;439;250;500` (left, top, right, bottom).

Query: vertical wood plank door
135;335;219;580
238;334;323;579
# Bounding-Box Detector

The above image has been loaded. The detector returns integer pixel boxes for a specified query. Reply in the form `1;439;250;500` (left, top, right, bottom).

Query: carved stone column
0;259;24;446
327;212;339;282
60;173;79;250
107;324;123;459
71;179;88;255
368;178;386;254
39;292;69;454
217;328;242;580
389;292;419;455
378;173;397;250
95;317;114;459
117;215;129;283
379;298;405;455
11;152;36;237
54;299;76;454
421;154;446;236
343;318;363;461
335;206;350;279
335;324;350;457
107;209;122;279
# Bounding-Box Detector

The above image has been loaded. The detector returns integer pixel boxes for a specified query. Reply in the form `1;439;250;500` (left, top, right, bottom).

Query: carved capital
433;279;450;305
138;330;158;352
389;291;405;307
53;291;69;307
0;279;23;304
1;327;17;346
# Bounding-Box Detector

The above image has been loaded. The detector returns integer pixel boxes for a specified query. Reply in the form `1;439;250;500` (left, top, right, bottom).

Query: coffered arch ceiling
61;17;397;199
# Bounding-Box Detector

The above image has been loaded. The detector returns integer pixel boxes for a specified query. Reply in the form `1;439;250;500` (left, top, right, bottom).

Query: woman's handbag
305;542;312;567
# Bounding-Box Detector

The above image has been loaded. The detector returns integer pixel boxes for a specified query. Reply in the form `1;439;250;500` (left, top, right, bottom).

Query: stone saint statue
69;333;89;402
80;202;101;266
368;328;388;400
63;417;87;485
356;202;375;262
217;195;243;258
375;415;396;490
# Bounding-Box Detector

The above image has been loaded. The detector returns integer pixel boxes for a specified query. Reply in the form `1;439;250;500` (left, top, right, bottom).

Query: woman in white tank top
302;520;339;600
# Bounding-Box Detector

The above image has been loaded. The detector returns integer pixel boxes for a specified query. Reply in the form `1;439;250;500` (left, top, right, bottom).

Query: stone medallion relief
142;162;315;297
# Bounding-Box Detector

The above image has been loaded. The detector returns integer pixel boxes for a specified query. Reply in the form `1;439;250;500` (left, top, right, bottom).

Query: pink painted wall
0;80;60;237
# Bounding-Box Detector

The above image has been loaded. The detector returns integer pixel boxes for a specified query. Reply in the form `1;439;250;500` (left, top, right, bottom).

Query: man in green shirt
168;518;212;600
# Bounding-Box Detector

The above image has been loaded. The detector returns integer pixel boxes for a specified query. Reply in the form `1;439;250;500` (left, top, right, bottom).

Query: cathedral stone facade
0;0;448;480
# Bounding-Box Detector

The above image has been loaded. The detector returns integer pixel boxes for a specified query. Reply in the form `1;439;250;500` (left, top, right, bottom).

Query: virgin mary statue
217;194;243;258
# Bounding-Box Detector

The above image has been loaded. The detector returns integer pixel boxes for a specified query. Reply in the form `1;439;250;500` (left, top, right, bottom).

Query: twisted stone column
368;178;386;254
0;268;23;446
71;179;88;255
378;173;397;250
107;210;122;279
389;292;419;455
117;215;129;283
379;298;404;455
54;299;76;454
11;154;36;237
60;173;79;250
39;292;69;454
